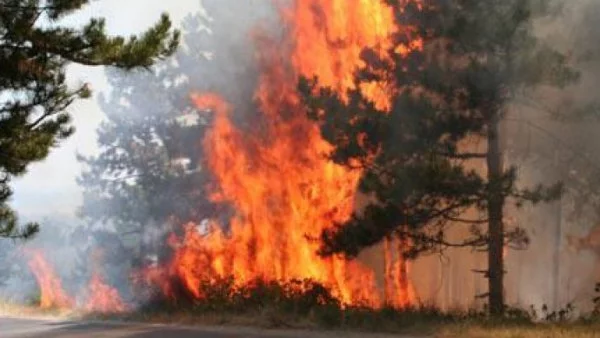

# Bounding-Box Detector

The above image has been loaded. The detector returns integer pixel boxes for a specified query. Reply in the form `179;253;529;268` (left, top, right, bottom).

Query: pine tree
300;0;578;314
0;1;180;239
77;2;264;265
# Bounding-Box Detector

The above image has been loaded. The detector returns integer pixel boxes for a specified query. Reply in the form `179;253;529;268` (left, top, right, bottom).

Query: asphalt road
1;317;410;338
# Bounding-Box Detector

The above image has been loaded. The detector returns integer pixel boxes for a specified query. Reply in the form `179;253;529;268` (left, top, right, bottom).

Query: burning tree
0;0;179;239
77;3;268;266
300;0;578;315
98;0;418;309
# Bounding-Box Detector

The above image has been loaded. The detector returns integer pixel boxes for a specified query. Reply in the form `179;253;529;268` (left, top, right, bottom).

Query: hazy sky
11;0;203;221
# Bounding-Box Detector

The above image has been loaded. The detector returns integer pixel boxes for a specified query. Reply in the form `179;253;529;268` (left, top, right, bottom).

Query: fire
25;249;126;312
151;0;418;308
384;237;417;308
85;273;127;313
25;250;73;309
290;0;422;110
290;0;395;98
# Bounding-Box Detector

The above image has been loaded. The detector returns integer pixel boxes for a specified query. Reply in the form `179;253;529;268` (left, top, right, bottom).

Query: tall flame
155;0;418;308
290;0;396;110
25;250;73;309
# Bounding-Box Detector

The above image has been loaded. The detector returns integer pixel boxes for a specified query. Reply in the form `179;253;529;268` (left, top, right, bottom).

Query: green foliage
300;0;578;259
0;1;180;239
76;14;213;263
135;278;600;334
300;0;579;315
145;277;338;314
0;206;38;239
139;277;465;333
196;278;340;315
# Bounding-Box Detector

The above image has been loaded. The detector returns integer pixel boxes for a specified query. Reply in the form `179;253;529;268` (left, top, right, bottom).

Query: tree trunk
552;195;562;312
487;114;505;315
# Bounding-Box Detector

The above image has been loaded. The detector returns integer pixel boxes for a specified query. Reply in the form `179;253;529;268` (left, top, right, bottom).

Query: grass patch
113;277;459;334
10;278;598;337
0;298;72;318
98;277;600;336
438;322;600;338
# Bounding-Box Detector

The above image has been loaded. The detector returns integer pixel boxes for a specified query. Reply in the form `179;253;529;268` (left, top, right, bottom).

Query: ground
3;302;600;337
1;317;413;338
4;316;600;338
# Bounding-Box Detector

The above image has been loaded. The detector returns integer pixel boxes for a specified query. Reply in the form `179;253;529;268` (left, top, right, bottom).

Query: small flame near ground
24;249;126;313
84;273;128;313
25;249;73;309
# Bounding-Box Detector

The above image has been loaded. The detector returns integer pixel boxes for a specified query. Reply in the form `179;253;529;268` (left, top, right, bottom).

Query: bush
138;276;459;332
140;277;341;317
141;277;600;333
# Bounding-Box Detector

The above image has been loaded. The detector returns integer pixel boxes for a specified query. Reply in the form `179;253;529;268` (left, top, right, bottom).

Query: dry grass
104;310;600;338
4;277;600;338
4;300;600;337
438;323;600;338
0;299;73;319
97;278;600;337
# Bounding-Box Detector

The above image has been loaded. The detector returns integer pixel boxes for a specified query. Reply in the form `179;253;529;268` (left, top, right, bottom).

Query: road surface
1;317;412;337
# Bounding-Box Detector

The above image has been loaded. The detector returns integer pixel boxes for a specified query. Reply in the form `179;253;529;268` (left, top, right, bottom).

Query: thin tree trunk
552;145;563;312
487;114;505;315
552;196;562;311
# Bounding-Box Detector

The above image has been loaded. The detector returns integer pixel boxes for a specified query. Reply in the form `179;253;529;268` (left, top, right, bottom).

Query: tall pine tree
300;0;578;314
0;1;179;239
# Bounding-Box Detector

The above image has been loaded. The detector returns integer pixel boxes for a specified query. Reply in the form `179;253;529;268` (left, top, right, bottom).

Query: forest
2;1;600;337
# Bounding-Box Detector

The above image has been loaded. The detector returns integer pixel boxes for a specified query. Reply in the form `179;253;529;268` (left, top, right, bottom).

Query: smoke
82;0;281;307
502;0;600;313
2;0;600;314
409;0;600;312
0;217;79;304
1;0;280;310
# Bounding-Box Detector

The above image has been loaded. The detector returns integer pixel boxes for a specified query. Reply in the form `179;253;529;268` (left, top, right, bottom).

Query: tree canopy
0;0;180;239
300;0;578;314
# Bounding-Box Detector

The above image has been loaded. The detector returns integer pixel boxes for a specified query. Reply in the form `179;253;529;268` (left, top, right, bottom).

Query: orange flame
151;0;419;308
25;249;126;312
84;273;127;313
384;237;416;307
25;250;73;309
290;0;396;110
